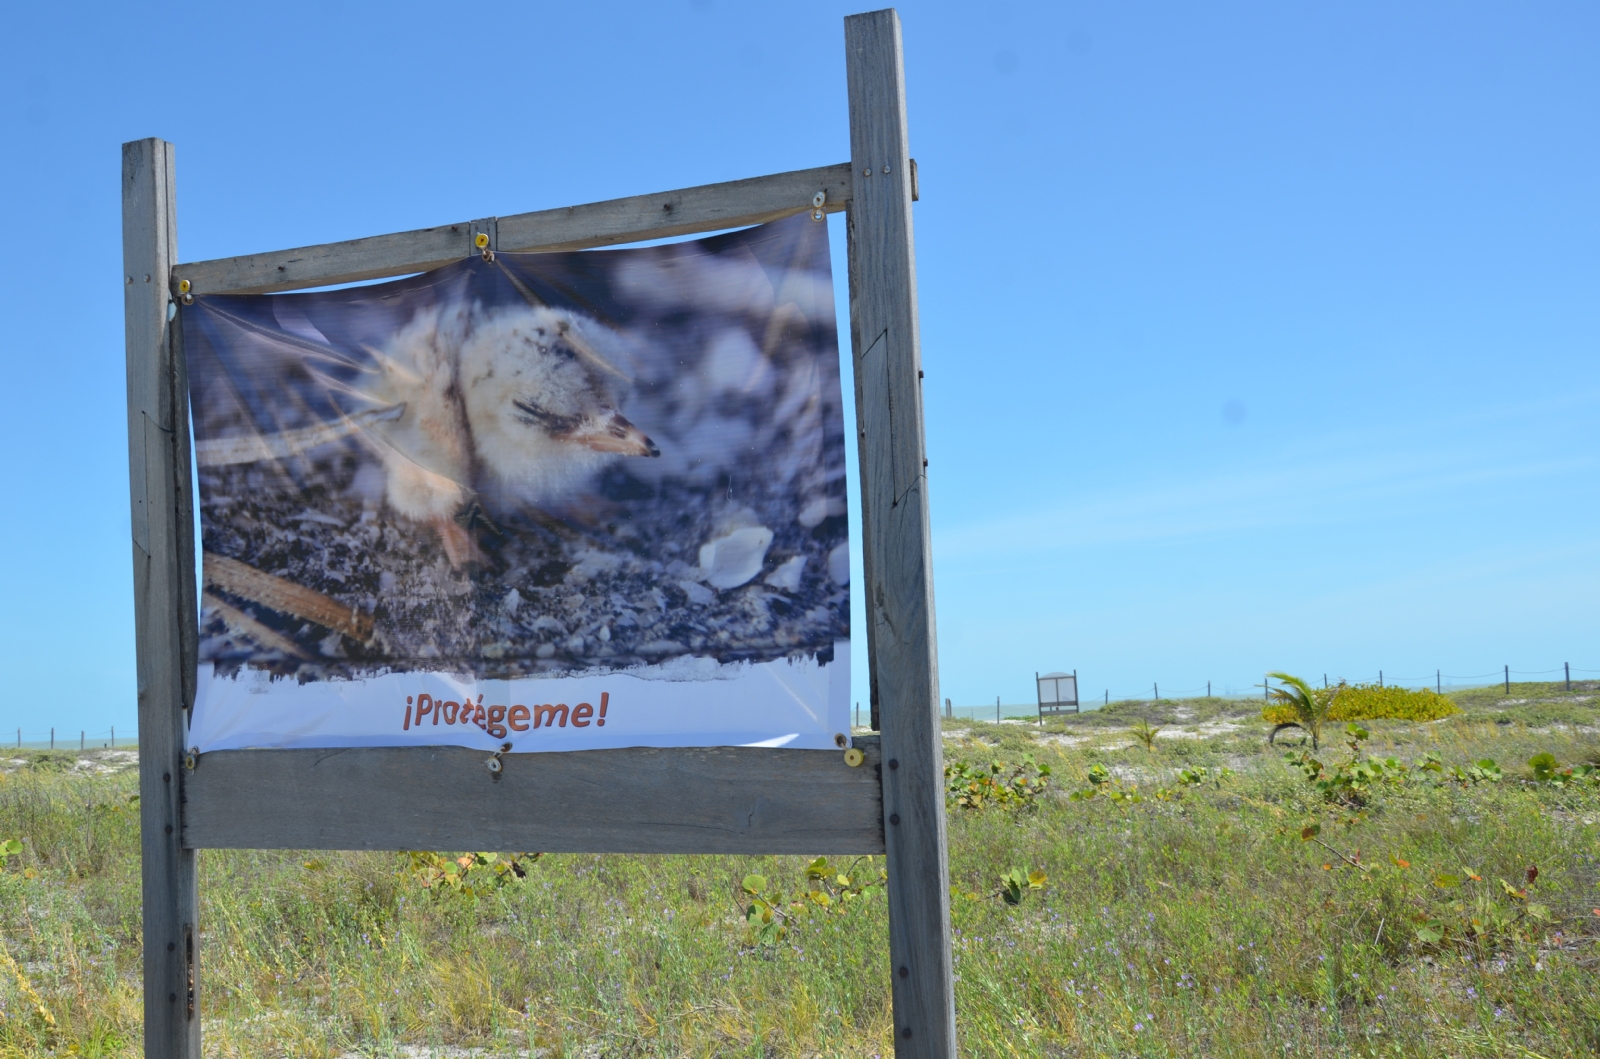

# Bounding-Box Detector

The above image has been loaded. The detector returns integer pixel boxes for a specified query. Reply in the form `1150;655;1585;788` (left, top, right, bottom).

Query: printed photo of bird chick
364;301;659;567
185;213;849;683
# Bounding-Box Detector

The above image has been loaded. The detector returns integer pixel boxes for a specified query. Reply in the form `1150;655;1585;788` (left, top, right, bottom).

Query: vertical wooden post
844;11;956;1057
122;137;201;1059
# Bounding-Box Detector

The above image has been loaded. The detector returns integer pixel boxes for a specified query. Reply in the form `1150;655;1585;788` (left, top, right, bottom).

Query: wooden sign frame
122;9;953;1057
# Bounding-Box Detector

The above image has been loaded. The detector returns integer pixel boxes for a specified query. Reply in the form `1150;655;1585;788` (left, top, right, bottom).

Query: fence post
111;726;116;749
1436;669;1441;695
1378;670;1383;688
123;136;202;1059
50;728;54;750
844;13;955;1056
1153;682;1158;701
1565;662;1570;691
81;731;85;752
1504;665;1509;694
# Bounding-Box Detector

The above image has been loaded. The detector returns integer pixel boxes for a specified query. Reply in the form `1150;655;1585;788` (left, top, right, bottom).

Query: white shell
828;542;851;586
764;555;807;592
698;526;774;589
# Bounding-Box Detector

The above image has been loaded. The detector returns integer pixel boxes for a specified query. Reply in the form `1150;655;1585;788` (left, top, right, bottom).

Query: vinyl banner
184;215;850;752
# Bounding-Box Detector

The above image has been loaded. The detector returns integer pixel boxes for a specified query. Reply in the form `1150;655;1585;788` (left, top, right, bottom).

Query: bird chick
367;302;659;566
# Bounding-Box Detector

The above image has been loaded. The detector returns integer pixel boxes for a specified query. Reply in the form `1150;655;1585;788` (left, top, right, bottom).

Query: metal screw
862;168;871;176
902;1028;912;1039
486;757;502;773
889;813;900;825
165;824;173;834
168;942;175;951
883;165;891;174
888;758;898;770
812;191;826;208
899;965;909;978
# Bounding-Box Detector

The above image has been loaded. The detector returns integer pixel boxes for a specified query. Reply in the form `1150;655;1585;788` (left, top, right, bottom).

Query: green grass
2;685;1599;1057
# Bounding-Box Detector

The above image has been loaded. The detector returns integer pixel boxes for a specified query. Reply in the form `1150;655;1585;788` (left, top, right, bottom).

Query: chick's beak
568;411;660;457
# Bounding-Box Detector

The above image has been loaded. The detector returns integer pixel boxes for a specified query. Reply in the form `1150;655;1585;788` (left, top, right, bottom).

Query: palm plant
1266;671;1333;750
1130;718;1163;752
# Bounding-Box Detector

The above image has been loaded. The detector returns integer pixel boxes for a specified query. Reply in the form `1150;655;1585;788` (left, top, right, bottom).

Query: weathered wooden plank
183;740;885;854
172;163;853;296
495;163;852;254
844;11;956;1058
122;137;201;1059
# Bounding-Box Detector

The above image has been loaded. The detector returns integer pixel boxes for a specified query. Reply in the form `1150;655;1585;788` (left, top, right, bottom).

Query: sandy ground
0;749;139;775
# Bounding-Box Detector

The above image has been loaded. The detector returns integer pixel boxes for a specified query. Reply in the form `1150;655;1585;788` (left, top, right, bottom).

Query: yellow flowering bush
1263;682;1458;726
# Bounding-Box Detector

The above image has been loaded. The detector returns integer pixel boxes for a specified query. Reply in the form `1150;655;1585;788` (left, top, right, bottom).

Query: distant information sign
185;216;851;752
1037;671;1078;715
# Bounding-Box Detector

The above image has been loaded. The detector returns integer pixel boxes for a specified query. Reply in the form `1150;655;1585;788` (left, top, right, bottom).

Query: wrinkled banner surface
184;215;850;752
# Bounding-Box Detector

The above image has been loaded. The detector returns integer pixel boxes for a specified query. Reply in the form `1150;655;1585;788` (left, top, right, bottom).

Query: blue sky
1;2;1596;739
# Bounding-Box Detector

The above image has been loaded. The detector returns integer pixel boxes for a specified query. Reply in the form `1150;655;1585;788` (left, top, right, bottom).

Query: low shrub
1263;682;1457;726
944;755;1051;810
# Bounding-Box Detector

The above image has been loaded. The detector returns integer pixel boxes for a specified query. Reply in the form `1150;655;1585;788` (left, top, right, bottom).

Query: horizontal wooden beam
172;163;853;296
182;737;884;854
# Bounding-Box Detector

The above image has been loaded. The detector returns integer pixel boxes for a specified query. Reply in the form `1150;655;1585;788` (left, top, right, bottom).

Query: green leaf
1301;823;1321;841
1027;870;1047;889
1415;920;1444;943
1433;873;1462;889
0;838;22;858
742;874;767;894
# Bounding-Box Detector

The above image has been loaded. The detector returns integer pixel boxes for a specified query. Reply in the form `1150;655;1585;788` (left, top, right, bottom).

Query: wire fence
7;727;132;752
30;664;1600;739
929;663;1600;722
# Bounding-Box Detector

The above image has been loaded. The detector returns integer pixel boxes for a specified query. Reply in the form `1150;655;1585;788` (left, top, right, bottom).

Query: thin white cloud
933;393;1600;562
